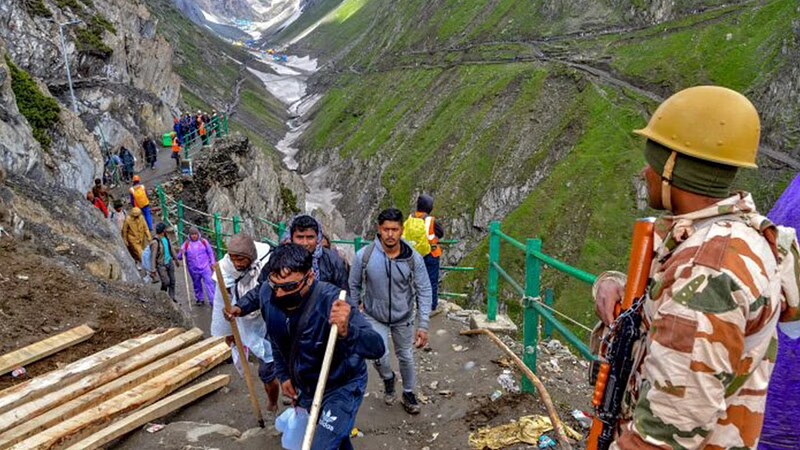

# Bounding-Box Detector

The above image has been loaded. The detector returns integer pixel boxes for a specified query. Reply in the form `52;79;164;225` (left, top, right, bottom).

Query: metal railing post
214;213;224;259
354;236;364;253
544;288;555;339
487;221;501;322
177;200;185;241
157;186;169;223
277;222;287;242
233;216;241;235
523;238;543;391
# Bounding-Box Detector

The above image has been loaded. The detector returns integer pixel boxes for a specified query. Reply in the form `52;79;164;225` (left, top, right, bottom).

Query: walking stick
182;255;192;307
301;290;346;450
215;264;265;428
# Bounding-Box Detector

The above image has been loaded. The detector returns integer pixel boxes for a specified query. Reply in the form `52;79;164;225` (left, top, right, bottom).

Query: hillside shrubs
23;0;52;17
4;55;61;151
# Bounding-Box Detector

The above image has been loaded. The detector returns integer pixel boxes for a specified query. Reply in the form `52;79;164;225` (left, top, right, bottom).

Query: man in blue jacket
349;208;432;415
226;243;384;449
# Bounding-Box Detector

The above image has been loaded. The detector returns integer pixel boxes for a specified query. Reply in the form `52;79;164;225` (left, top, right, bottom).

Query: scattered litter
538;435;557;448
490;390;503;402
350;427;363;438
438;390;454;397
11;367;27;378
466;392;473;397
468;415;583;450
464;361;476;370
429;432;439;442
547;358;562;373
452;344;467;352
497;370;520;393
16;275;29;281
145;423;165;433
429;381;439;390
418;393;430;404
491;357;514;368
363;392;370;398
571;410;592;429
435;329;447;336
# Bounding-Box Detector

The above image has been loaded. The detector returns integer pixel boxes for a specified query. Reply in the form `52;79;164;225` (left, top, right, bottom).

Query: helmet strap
661;151;677;211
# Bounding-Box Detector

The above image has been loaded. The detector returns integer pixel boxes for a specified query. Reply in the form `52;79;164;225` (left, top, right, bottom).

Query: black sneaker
402;391;420;415
383;373;396;405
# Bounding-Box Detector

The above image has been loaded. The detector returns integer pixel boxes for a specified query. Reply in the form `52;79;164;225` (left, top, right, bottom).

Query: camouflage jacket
594;192;800;450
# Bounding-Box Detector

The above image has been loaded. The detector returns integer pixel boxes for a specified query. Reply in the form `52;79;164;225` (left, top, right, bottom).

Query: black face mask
273;279;311;311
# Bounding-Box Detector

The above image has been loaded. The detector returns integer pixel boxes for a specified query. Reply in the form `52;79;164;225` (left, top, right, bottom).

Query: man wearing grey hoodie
349;208;432;415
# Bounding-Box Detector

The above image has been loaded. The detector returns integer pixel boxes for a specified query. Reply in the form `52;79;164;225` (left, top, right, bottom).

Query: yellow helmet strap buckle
661;151;677;211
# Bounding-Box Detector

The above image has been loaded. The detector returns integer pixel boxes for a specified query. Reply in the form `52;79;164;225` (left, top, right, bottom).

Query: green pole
277;221;287;242
523;238;543;391
177;201;185;242
487;221;501;322
157;185;169;223
233;216;241;234
214;213;224;259
354;236;364;253
544;288;555;339
224;115;229;136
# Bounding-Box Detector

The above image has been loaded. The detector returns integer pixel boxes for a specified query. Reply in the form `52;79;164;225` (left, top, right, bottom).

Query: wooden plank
11;342;231;450
64;375;231;450
0;328;183;416
0;336;224;449
0;325;95;376
0;328;204;435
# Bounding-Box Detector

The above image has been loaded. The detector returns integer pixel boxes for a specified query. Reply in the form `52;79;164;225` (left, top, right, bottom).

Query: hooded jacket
178;229;216;274
349;238;432;330
237;280;385;409
121;208;151;249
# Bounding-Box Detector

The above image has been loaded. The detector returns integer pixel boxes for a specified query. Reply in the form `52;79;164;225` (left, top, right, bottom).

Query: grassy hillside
284;0;800;339
144;0;287;147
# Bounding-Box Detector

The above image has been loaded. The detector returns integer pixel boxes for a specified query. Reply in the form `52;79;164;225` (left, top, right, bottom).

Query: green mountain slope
285;0;799;336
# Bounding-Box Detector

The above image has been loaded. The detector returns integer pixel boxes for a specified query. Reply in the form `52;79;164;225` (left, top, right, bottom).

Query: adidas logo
319;409;337;431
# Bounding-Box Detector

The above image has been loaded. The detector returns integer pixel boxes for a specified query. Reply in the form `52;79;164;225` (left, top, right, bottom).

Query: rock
469;313;518;335
54;243;70;253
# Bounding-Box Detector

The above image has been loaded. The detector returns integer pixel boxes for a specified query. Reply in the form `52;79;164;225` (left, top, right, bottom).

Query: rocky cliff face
1;0;180;185
169;137;306;242
0;0;182;282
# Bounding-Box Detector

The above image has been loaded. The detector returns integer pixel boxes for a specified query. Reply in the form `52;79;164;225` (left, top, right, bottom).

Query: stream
246;55;342;216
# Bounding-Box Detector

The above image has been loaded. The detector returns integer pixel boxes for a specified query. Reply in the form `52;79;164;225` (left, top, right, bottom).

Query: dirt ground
0;237;188;390
112;289;593;450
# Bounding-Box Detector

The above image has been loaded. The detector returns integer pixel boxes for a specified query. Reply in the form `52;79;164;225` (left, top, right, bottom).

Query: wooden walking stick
301;290;346;450
461;328;573;449
182;253;192;307
215;264;265;428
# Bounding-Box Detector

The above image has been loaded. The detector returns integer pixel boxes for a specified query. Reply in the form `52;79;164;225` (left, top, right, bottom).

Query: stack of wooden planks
0;327;231;450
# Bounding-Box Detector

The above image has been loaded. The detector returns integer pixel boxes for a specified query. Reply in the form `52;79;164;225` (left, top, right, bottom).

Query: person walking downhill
227;243;385;449
404;194;445;311
591;86;800;449
148;223;180;302
86;191;109;218
178;227;217;306
211;234;280;412
120;146;135;183
129;175;153;231
110;199;127;230
171;135;182;172
143;136;158;170
121;207;150;268
349;208;432;415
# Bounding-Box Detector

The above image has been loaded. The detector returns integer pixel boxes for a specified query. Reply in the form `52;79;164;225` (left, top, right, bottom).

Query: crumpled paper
469;415;582;449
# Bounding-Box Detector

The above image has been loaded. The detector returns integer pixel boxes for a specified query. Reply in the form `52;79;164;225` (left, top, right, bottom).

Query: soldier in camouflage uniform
593;86;800;450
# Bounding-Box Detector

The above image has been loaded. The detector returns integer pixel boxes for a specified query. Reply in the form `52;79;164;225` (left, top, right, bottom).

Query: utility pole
58;20;82;113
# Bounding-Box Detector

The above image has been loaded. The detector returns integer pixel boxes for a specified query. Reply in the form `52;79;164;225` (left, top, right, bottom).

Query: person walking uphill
129;176;153;231
282;214;350;292
349;208;432;415
178;227;217;306
591;86;800;450
148;223;180;302
211;234;280;412
404;194;444;311
121;207;150;267
227;243;385;449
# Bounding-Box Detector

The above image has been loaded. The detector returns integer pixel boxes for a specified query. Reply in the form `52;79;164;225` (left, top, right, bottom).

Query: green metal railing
156;185;473;297
486;220;598;391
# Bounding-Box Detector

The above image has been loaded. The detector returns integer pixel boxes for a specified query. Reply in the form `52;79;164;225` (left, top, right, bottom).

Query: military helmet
634;86;760;169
